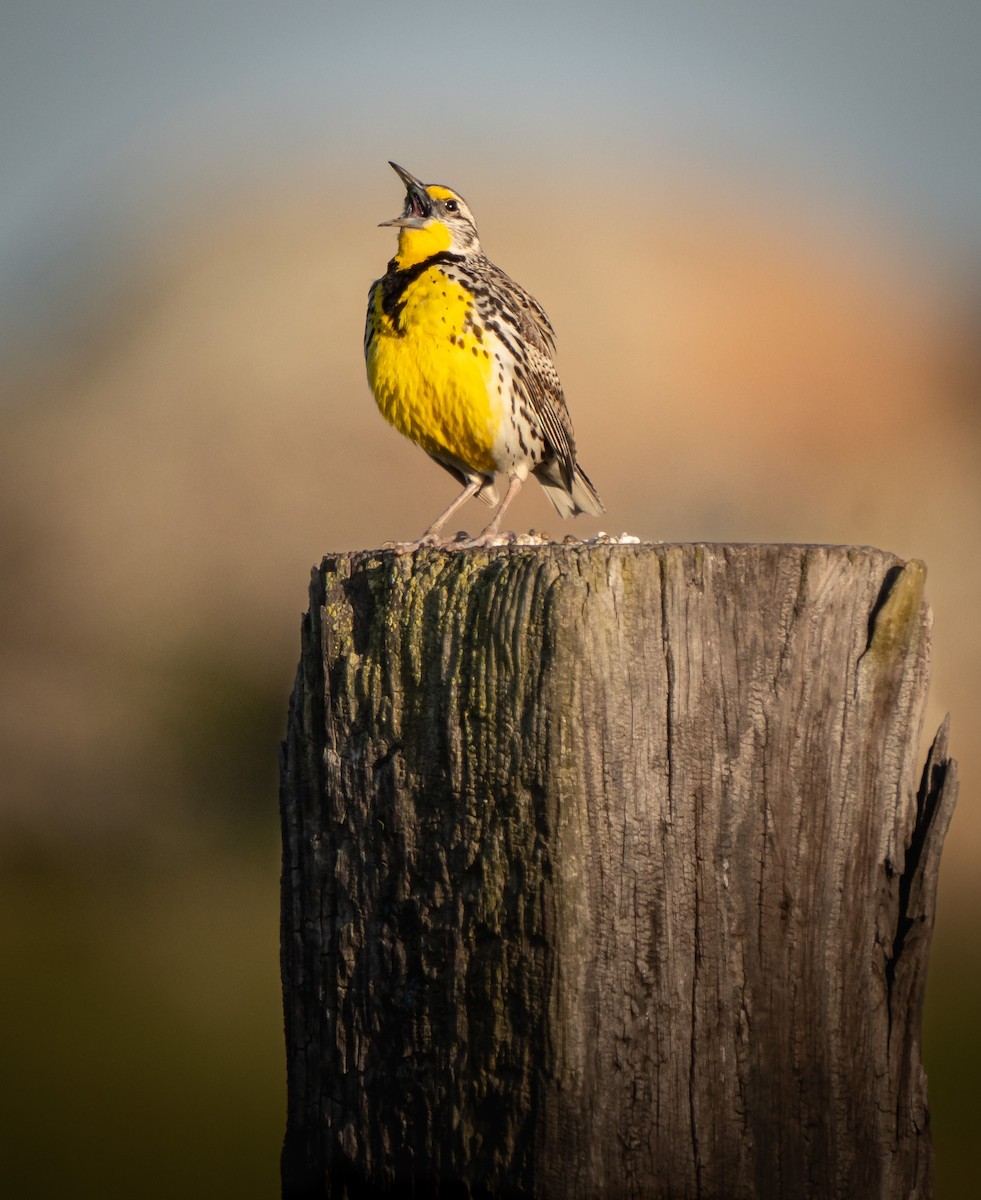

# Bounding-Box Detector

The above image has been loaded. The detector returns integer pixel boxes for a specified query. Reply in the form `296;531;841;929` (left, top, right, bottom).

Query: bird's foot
381;529;555;553
461;528;518;549
381;529;462;553
428;528;513;549
380;534;435;553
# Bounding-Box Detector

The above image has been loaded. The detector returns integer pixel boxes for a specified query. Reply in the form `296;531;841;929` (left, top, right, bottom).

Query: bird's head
380;162;480;267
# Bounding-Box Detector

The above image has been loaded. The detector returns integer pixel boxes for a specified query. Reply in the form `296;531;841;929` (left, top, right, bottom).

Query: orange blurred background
1;4;979;1197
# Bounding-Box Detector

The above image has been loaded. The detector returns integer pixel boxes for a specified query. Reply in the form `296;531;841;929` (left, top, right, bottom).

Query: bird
364;162;604;546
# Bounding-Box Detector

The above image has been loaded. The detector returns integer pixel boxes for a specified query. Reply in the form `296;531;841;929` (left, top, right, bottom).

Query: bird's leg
467;475;523;546
383;479;486;552
421;477;484;542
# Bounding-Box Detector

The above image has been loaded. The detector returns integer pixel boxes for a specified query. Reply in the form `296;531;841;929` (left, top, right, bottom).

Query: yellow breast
366;268;501;475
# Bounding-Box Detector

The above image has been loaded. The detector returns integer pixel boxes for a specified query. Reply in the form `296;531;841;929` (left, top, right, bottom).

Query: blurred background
1;3;978;1195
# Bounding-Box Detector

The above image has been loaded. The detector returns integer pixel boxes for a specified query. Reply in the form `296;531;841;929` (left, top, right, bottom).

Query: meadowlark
364;162;604;545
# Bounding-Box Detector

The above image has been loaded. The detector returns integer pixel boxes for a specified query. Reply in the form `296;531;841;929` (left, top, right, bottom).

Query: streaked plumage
364;162;603;544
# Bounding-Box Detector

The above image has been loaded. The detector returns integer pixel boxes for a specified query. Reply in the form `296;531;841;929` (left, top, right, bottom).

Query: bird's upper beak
379;161;433;229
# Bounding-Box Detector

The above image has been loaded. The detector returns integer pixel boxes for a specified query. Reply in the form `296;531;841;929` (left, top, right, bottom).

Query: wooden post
279;543;956;1199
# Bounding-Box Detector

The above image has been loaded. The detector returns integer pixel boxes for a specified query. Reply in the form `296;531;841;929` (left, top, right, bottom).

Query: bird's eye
445;200;458;213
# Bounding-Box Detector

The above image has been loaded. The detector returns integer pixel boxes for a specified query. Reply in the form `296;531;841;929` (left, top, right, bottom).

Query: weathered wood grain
280;543;956;1199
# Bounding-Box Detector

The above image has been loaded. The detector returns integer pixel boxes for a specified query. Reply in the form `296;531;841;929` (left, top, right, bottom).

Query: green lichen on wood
864;559;928;665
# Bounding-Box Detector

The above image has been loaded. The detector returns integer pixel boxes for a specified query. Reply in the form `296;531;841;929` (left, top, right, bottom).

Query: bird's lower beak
379;161;432;229
378;214;428;229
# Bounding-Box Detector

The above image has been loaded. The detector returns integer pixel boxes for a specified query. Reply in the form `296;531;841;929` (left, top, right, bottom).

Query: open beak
378;161;433;229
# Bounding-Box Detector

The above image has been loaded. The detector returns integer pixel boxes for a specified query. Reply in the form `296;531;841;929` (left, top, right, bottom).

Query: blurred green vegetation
0;649;289;1198
925;916;981;1199
1;844;284;1199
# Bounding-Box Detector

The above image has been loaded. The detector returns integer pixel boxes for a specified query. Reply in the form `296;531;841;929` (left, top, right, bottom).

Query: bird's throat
395;222;452;269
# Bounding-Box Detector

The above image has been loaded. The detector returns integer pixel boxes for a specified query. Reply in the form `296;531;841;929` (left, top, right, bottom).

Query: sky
2;1;981;362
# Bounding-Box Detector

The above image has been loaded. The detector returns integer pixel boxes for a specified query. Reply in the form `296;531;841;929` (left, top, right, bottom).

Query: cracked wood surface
279;543;956;1199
